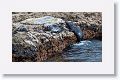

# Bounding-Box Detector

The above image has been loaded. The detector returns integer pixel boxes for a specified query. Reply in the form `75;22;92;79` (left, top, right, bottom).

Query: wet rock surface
12;12;102;62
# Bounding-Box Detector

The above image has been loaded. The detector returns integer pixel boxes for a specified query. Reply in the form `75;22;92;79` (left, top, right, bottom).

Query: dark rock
66;21;83;42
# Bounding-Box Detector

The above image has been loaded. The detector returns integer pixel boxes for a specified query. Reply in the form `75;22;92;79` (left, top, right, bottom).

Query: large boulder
12;16;77;62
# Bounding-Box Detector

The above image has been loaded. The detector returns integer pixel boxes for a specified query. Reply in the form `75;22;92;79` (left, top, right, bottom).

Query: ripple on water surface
62;40;102;62
45;40;102;62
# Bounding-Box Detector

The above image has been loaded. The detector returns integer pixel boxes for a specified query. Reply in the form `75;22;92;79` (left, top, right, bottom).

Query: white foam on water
73;40;92;46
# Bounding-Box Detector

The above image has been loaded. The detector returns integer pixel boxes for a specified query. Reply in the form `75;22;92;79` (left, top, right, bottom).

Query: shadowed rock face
12;12;102;62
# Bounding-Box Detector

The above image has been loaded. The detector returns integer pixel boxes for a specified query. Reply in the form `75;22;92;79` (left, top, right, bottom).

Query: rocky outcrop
76;13;102;40
12;16;77;62
12;12;102;40
12;12;102;62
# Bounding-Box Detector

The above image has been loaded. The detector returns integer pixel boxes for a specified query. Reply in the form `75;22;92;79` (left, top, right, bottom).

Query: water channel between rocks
45;39;102;62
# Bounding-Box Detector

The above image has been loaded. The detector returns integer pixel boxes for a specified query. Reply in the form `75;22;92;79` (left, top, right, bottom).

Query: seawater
62;40;102;62
45;40;102;62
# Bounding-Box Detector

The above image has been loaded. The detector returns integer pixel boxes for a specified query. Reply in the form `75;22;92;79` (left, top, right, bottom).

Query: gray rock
17;25;28;32
12;16;77;61
21;16;65;25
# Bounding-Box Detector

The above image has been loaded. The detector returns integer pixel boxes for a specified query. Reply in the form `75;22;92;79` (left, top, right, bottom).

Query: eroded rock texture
12;12;102;62
12;16;77;62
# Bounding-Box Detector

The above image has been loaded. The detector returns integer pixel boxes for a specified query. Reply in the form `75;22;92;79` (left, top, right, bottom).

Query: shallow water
45;40;102;62
62;40;102;62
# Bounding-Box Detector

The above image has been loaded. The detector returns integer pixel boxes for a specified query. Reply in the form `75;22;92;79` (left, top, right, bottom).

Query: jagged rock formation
12;16;77;62
12;12;102;40
12;12;102;62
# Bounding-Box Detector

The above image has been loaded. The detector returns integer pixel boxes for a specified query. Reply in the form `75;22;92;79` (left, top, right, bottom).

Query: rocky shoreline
12;12;102;62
